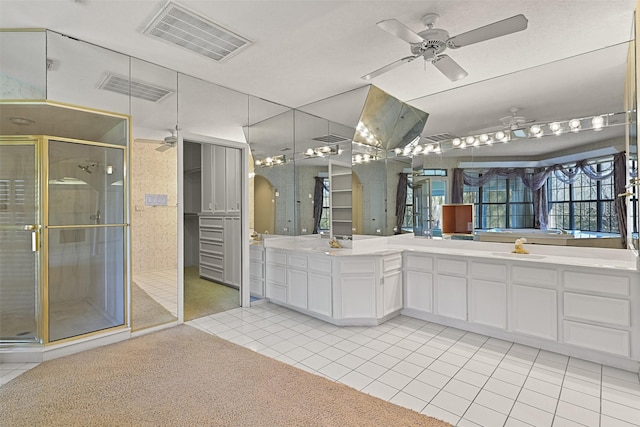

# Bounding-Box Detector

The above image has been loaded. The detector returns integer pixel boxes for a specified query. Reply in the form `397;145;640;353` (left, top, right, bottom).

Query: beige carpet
131;282;177;331
184;266;239;321
0;325;451;427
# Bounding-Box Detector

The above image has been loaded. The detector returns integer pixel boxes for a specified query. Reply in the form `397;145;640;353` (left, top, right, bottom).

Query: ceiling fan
499;107;535;130
362;13;528;82
135;129;178;152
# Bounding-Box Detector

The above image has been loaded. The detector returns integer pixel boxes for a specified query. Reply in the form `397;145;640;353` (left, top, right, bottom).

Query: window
547;160;618;232
402;175;413;230
318;177;330;231
463;174;534;229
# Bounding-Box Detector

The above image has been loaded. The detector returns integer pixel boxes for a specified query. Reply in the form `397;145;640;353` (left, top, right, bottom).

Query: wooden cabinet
202;144;241;214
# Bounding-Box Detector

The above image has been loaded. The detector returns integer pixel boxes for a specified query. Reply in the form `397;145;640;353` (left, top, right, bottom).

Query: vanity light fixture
592;115;605;131
254;154;286;167
530;124;543;137
569;118;582;132
549;122;562;135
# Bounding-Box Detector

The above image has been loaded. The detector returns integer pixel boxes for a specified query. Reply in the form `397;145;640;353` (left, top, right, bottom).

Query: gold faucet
513;238;529;254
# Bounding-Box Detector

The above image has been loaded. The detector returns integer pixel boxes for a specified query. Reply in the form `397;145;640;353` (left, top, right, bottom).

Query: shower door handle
23;225;39;252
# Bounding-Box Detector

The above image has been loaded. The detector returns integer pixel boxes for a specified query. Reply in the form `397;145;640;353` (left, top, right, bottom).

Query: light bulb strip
254;154;287;167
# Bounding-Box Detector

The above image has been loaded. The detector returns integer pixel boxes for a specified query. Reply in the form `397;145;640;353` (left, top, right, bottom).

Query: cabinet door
383;270;403;316
201;144;213;212
225;147;241;213
340;275;376;319
308;272;332;317
287;269;308;309
511;284;557;341
435;274;467;320
404;270;433;313
212;145;227;214
469;279;506;329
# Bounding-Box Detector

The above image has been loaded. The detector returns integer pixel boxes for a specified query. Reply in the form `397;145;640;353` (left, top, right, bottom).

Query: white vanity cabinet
264;248;402;325
510;265;558;341
249;244;265;297
561;269;638;358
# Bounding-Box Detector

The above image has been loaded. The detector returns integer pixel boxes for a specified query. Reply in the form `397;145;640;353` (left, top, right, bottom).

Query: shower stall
0;102;129;350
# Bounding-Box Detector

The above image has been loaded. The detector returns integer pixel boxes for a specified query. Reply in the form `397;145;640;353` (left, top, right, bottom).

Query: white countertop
260;234;637;271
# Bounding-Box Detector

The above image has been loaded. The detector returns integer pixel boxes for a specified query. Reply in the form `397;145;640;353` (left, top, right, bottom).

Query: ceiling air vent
98;74;173;103
312;134;351;144
422;133;457;144
143;1;252;62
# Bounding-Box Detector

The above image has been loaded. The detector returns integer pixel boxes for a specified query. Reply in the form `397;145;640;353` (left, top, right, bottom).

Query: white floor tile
421;403;461;426
509;401;554;427
430;390;472;416
517;388;558;414
473;388;515;415
555;401;599;427
361;379;399;400
443;378;480;401
463;402;508;427
402;378;440;403
389;391;428;413
338;370;373;391
377;369;413;390
559;387;600;412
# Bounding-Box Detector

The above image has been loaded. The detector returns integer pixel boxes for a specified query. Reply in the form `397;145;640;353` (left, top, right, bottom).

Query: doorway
413;177;447;237
182;138;246;321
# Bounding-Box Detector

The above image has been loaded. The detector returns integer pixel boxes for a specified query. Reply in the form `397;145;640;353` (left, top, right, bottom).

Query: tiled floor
186;302;640;427
2;302;639;426
134;269;178;316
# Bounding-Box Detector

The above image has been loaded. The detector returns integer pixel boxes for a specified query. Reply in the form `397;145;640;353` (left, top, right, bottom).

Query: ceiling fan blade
432;55;468;81
155;143;173;152
447;14;528;49
361;55;419;80
376;19;424;44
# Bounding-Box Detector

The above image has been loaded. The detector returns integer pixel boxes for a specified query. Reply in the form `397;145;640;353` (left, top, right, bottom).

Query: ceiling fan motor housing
414;28;449;58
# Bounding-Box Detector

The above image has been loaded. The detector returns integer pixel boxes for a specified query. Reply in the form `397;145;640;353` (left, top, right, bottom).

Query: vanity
255;235;640;372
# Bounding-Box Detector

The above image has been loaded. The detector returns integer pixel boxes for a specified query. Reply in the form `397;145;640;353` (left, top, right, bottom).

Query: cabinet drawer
564;293;630;327
563;271;630;296
563;320;630;357
200;266;223;282
201;253;223;268
309;256;332;273
340;259;376;274
266;282;286;303
200;217;223;228
266;250;287;266
404;253;434;272
266;265;286;284
200;228;223;241
200;241;223;254
512;265;556;287
288;254;308;269
437;258;467;276
471;261;506;281
383;256;402;273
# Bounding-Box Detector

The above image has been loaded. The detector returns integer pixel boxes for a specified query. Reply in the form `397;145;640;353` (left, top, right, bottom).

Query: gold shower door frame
43;135;129;344
0;134;130;345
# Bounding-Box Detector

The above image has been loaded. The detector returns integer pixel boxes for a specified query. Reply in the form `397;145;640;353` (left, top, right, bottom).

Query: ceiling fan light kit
363;12;528;81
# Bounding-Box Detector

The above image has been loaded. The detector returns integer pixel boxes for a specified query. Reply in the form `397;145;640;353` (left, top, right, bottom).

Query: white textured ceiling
0;0;636;159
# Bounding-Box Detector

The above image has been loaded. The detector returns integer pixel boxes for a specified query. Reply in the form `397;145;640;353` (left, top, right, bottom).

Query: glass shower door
47;139;126;342
0;140;40;343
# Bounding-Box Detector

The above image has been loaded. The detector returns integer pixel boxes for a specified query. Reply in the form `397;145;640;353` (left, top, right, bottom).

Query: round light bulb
465;136;475;145
569;119;581;131
255;160;262;166
549;122;562;134
592;115;604;130
452;138;461;147
495;131;506;141
305;148;314;156
479;134;489;143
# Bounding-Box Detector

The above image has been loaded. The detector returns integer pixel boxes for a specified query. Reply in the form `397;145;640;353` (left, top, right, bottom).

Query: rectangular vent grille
422;133;457;143
312;134;350;143
98;74;173;102
143;1;252;62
